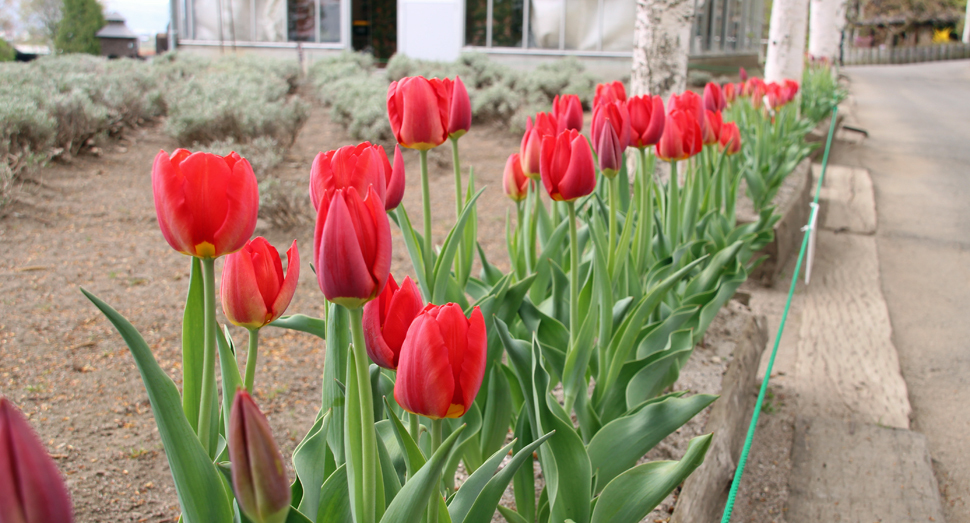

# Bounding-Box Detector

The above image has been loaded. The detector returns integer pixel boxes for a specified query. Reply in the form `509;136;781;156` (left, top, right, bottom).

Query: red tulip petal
381;275;424;359
458;307;487;411
269;240;299;323
448;76;472;137
385;145;406;210
152;150;195;255
387;81;404;145
211;156;259;257
319;190;377;304
433;304;470;405
394;314;454;419
560;134;596;200
221;244;269;328
539;134;557;198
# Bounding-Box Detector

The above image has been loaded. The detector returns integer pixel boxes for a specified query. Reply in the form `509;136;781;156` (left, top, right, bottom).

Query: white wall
397;0;464;61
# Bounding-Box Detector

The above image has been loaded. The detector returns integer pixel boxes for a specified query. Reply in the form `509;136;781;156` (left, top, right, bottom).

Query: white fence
843;42;970;65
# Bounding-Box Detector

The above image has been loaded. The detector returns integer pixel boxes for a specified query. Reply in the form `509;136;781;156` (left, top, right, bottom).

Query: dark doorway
352;0;396;62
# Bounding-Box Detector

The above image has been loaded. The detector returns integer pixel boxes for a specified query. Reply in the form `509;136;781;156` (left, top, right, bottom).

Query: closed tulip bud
519;113;558;180
766;83;785;109
656;109;703;162
750;80;767;109
387;76;450;150
394;304;486;419
313;186;392;308
739;67;748;81
594;118;623;179
0;398;73;523
221;238;300;330
152;149;259;259
311;142;401;211
591;101;631;150
593;80;627;107
718;122;742;155
702;110;723;145
539;129;597;202
628;95;665;148
229;391;290;523
723;82;737;104
552;94;584;133
362;275;424;370
703;82;726;112
503;153;529;202
445;76;472;139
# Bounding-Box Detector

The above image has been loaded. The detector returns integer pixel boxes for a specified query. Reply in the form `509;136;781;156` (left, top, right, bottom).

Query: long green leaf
269;314;327;339
316;464;353;523
479;366;513;459
379;426;466;523
432;188;485;303
393;205;430;298
292;411;333;519
182;257;205;433
215;325;244;442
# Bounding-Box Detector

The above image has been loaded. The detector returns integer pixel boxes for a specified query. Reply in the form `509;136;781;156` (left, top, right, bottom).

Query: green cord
720;105;839;523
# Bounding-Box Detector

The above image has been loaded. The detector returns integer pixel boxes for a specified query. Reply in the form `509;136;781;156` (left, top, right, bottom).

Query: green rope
720;105;839;523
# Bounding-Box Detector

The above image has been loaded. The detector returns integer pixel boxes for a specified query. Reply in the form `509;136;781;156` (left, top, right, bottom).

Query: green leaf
292;411;333;518
215;325;244;444
379;426;466;523
496;506;529;523
82;289;234;523
511;407;536;522
448;439;519;522
477;242;505;287
479;366;513;459
625;330;695;409
461;430;554;523
182;257;205;434
590;434;712;523
393;205;430;298
269;314;327;339
382;398;426;477
285;508;314;523
316;464;353;523
635;305;698;359
432;188;485;304
324;303;349;465
343;348;365;523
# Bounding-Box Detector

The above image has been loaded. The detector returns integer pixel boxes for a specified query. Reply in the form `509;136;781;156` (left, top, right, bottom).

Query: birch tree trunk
631;0;695;100
764;0;810;82
963;0;970;43
809;0;847;61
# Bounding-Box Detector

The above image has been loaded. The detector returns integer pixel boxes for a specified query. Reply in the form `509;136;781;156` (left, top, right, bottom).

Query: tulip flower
314;186;392;308
229;390;290;523
552;94;584;133
627;95;665;148
311;142;403;212
362;275;424;370
444;76;472;139
656;109;703;162
718;122;742;155
739;66;748;81
539;129;597;202
394;304;486;419
152;149;259;259
520;112;558;179
723;82;737;104
593;80;627;107
668;91;704;129
221;238;299;330
503;153;529;202
594;117;623;179
387;76;450;150
702;110;723;145
703;82;726;112
0;398;73;523
591;100;632;150
784;79;800;100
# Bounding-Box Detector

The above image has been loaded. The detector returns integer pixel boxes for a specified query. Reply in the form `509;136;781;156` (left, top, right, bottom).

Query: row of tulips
3;65;818;523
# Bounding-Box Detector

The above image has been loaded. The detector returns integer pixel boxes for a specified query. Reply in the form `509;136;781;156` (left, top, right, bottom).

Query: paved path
835;60;970;522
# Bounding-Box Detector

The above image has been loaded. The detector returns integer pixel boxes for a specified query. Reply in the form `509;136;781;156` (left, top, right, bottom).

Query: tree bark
631;0;695;99
765;0;810;82
963;0;970;43
809;0;846;61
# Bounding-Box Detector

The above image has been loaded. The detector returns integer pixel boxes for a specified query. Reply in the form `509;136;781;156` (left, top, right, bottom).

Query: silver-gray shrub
308;52;392;144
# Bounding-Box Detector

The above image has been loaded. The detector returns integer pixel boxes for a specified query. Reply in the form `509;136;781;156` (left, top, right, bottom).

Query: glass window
466;0;487;45
257;0;287;41
491;0;523;47
320;0;341;42
288;0;315;41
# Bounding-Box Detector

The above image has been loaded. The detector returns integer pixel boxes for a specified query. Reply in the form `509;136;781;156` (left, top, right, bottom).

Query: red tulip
552;94;584;133
362;275;424;370
394;304;486;420
784;79;800;99
594;117;623;179
703;82;726;112
221;238;300;330
383;144;406;211
311;143;389;211
152;149;259;259
540;129;597;202
444;76;472;139
718;122;742;155
668;91;704;129
627;95;665;148
656;109;703;162
739;67;748;81
591;101;631;150
702;110;723;145
229;390;290;523
0;398;73;523
503;153;529;202
313;186;392;308
593;81;627;107
723;83;737;104
520;112;558;180
387;76;450;150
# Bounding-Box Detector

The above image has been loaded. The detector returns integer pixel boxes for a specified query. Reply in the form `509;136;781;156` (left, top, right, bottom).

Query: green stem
428;419;444;523
420;149;434;297
667;161;680;247
607;175;619;274
567;202;579;346
350;306;378;523
244;328;259;394
451;139;464;285
409;412;421;450
528;180;540;273
197;257;217;455
637;148;652;273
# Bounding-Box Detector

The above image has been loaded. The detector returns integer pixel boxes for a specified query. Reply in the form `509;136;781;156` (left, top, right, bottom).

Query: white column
963;0;970;43
631;0;694;99
809;0;847;61
397;0;463;60
765;0;810;82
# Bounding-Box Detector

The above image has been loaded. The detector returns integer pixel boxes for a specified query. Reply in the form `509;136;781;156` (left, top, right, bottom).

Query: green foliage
0;39;14;62
54;0;104;55
801;61;847;124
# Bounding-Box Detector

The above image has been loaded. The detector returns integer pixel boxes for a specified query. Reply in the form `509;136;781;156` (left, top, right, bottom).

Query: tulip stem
527;181;540;273
450;138;464;287
567;202;579;347
349;306;379;523
197;257;217;456
607;175;619;274
409;412;421;450
637;148;654;273
244;328;259;394
667;161;680;247
420;149;434;298
428;418;444;523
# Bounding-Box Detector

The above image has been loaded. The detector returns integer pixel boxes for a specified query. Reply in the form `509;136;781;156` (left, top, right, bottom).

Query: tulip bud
702;110;723;146
229;390;290;523
395;304;487;419
552;94;584;133
222;238;300;330
593;80;627;107
387;76;450;150
539;129;597;202
445;76;472;139
310;143;390;211
503;153;529;202
723;82;737;104
314;186;392;308
519;113;558;180
591;101;631;151
703;82;726;112
0;397;74;523
362;275;424;370
152;149;259;259
718;122;742;155
739;67;748;81
627;95;665;148
594;118;623;179
656;109;703;162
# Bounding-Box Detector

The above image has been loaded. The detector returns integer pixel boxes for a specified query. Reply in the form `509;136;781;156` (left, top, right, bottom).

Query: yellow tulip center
195;242;216;258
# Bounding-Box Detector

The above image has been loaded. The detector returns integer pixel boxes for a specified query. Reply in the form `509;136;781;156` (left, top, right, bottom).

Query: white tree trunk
765;0;810;83
631;0;695;100
809;0;847;61
963;0;970;43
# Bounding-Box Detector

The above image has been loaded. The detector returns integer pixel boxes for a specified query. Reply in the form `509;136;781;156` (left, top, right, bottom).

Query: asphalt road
836;60;970;522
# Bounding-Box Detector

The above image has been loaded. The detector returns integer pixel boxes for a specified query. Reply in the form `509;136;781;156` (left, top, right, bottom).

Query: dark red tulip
627;95;665;148
503;153;529;202
362;275;424;370
222;238;300;330
394;304;486;419
387;76;450;150
594;121;623;178
539;129;597;202
739;67;748;81
703;82;726;112
593;81;627;107
723;83;737;104
520;112;558;180
552;94;584;133
310;143;387;211
229;390;290;523
656;109;703;162
702;110;723;145
445;76;472;139
718;122;742;155
313;186;392;308
152;149;259;259
591;100;631;150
